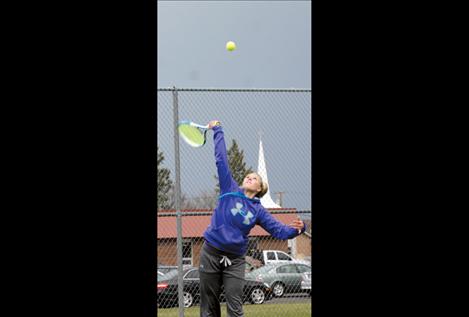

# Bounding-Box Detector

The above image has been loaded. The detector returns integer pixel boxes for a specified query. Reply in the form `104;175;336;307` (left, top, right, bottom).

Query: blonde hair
253;173;268;198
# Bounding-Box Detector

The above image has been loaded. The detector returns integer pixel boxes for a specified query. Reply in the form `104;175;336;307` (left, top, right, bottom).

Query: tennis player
199;120;306;317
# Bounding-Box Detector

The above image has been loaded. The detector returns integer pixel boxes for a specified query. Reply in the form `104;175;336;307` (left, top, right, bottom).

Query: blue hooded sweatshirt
203;126;306;256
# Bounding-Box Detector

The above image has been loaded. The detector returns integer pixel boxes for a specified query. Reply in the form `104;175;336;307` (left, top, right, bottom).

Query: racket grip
209;120;221;129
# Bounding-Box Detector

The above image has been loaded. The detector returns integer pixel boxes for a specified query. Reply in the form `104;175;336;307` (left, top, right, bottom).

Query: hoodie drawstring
219;255;232;267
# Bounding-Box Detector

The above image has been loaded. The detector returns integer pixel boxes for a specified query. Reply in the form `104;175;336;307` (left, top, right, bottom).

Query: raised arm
257;208;306;240
210;122;239;194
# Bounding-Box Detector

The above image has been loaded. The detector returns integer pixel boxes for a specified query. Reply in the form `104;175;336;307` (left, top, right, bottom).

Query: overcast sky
158;0;311;89
157;1;312;211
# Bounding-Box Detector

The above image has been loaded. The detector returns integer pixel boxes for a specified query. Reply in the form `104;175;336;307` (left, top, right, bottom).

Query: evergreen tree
214;139;253;194
157;146;174;210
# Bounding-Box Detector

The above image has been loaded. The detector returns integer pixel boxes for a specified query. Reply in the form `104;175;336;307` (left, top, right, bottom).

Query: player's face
242;173;262;193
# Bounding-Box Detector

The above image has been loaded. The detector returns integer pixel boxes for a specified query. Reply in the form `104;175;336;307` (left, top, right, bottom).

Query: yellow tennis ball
226;41;236;51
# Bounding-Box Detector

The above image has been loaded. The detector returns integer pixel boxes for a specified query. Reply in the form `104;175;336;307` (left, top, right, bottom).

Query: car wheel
183;291;194;308
272;282;285;297
249;287;266;305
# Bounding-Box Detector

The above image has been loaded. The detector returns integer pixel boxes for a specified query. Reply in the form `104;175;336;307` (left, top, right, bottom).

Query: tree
214;139;253;194
166;187;187;210
184;191;218;210
157;146;174;210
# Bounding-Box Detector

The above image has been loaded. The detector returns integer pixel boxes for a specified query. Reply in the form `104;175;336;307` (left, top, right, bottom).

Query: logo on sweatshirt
231;202;253;225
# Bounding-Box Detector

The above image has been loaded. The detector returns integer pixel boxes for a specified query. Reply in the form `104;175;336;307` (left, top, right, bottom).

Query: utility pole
275;191;285;207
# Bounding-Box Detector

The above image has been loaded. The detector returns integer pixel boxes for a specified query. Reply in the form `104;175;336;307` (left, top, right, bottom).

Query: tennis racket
177;120;219;148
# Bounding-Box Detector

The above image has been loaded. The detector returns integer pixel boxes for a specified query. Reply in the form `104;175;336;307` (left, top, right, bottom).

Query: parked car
157;265;178;275
245;261;255;273
262;250;311;265
245;256;263;272
301;272;311;296
157;267;273;308
246;262;311;298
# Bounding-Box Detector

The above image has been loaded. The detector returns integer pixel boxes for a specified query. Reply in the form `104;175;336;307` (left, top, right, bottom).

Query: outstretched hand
289;217;304;234
208;120;221;129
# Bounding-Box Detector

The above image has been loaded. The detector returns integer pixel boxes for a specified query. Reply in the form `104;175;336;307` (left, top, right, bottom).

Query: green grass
157;302;311;317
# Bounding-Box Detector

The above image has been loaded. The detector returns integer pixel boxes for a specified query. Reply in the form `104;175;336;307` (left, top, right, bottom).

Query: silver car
246;263;311;297
301;272;311;296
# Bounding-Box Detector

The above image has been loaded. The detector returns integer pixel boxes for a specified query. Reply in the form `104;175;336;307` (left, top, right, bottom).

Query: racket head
178;121;207;147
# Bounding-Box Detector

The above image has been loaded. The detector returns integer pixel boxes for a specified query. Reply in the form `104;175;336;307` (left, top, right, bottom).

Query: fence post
172;86;184;317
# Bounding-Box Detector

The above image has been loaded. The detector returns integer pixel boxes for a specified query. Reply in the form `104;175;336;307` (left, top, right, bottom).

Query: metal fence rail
158;210;311;217
157;87;311;316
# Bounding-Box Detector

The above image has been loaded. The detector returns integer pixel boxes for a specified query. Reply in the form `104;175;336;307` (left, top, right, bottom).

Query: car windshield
247;265;276;276
277;252;292;261
160;269;178;280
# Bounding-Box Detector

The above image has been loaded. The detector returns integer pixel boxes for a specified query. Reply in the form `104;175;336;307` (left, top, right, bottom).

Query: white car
262;250;311;266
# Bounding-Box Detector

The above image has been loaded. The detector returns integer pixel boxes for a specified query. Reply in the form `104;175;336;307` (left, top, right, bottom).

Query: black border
6;0;444;315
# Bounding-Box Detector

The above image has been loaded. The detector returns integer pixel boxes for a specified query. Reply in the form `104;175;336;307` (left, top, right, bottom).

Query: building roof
157;210;300;239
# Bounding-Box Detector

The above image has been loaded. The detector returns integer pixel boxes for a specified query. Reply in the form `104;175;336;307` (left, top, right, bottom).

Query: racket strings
178;124;206;147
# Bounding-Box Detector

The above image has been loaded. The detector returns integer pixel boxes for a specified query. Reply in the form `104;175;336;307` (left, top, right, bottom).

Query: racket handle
208;120;221;129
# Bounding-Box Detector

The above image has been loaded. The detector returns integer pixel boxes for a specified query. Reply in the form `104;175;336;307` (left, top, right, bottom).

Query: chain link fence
157;88;311;316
